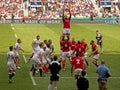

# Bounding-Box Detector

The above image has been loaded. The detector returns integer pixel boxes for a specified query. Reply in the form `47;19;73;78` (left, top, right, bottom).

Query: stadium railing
1;17;120;24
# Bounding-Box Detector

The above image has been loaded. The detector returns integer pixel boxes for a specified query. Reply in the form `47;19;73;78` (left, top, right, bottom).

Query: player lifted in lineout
62;6;71;36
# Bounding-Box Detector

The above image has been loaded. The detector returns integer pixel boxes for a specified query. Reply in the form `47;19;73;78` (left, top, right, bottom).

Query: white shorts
74;68;82;75
14;51;19;57
93;54;99;60
7;62;16;70
63;28;70;34
32;55;41;65
62;51;71;58
32;47;40;54
42;58;47;64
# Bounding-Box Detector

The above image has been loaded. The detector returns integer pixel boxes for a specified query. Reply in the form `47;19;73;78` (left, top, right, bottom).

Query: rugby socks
93;62;99;67
48;84;52;90
62;60;66;70
11;72;15;78
30;64;34;71
42;64;49;72
54;87;57;90
33;68;36;76
39;69;42;77
85;60;89;66
9;73;12;79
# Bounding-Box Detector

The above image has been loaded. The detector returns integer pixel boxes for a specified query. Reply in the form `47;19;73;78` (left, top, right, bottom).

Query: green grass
0;24;120;90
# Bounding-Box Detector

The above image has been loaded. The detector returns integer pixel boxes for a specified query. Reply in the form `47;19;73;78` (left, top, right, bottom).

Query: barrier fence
3;17;120;24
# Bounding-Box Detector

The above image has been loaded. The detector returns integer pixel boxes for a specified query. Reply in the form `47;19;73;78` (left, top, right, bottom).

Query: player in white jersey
29;35;40;60
29;35;40;72
48;39;54;53
14;38;24;69
32;42;47;77
7;46;16;83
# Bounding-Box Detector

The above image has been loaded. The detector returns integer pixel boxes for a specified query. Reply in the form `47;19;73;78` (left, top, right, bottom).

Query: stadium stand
0;0;120;22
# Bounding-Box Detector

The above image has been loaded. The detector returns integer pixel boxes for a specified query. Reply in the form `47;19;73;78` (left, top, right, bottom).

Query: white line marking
22;54;27;63
12;27;15;30
34;76;120;79
11;24;13;27
14;34;18;38
29;72;37;86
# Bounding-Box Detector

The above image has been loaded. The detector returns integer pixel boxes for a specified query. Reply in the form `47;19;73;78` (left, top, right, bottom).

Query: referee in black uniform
96;30;103;53
48;55;61;90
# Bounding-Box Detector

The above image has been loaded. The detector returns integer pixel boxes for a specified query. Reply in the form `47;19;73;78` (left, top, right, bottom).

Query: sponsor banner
4;18;120;24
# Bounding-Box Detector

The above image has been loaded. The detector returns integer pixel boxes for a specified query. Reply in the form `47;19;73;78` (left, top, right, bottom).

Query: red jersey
71;41;77;50
63;18;71;28
92;43;99;55
72;57;84;69
81;41;88;53
75;44;84;57
62;40;71;52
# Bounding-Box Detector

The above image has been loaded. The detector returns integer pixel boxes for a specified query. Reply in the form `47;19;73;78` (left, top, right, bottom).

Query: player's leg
38;64;42;77
61;52;66;70
92;55;99;67
100;42;103;53
15;54;20;69
8;63;16;83
53;75;59;90
32;64;37;76
42;59;49;73
48;75;53;90
84;52;89;67
54;81;58;90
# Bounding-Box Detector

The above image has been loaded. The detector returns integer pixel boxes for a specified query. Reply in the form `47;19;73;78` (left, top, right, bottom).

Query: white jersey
14;42;21;52
32;48;46;64
38;48;45;59
7;51;15;63
7;51;16;70
33;39;40;49
45;47;51;58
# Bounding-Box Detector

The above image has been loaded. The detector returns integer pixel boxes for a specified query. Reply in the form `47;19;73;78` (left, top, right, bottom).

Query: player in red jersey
75;40;84;57
90;40;99;67
61;35;71;70
71;37;77;53
70;37;77;65
80;39;89;66
71;53;86;79
62;7;71;36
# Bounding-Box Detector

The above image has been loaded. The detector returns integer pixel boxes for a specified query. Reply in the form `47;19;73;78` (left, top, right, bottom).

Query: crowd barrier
3;17;120;24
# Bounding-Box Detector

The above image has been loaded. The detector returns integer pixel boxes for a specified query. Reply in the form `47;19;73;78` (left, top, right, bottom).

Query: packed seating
0;0;24;19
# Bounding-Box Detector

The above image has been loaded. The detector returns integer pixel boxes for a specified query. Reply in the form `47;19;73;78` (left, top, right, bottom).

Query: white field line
12;27;15;30
11;24;13;27
11;24;18;38
14;34;18;38
22;54;27;63
34;76;120;79
29;72;37;86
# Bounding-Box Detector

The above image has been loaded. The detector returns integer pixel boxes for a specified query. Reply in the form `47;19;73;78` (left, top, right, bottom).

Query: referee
96;60;111;90
48;55;61;90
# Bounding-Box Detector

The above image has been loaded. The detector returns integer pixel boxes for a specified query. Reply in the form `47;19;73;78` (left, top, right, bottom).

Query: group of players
6;7;103;90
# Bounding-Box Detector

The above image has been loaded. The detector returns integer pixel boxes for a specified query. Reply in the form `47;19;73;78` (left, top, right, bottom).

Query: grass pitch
0;24;120;90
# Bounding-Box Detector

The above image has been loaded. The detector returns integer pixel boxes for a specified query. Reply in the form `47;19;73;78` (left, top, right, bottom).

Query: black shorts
97;41;102;46
50;74;59;81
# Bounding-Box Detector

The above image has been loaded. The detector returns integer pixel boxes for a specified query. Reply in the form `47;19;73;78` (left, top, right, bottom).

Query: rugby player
62;7;71;36
90;40;99;67
7;46;16;83
14;38;24;69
